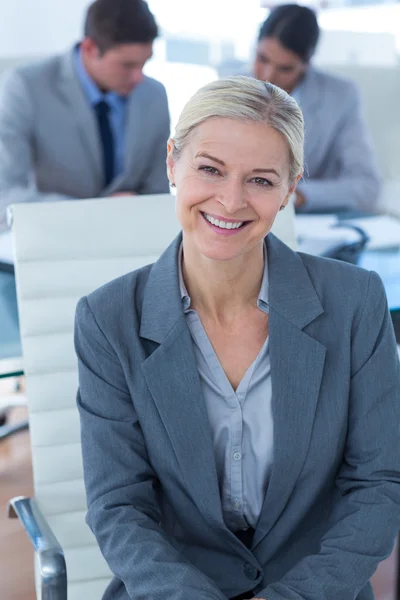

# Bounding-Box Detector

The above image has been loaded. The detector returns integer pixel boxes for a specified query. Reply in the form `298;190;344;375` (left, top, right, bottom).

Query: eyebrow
252;168;280;177
196;152;225;166
196;152;280;177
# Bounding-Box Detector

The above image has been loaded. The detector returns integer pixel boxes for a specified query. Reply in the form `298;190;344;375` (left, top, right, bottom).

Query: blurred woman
254;4;381;213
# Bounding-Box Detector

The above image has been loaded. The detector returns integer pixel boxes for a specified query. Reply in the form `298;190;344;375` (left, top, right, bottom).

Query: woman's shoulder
80;263;154;323
298;251;384;308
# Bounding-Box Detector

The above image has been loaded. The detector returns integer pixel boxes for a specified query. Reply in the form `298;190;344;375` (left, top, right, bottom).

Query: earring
170;182;176;188
279;206;285;211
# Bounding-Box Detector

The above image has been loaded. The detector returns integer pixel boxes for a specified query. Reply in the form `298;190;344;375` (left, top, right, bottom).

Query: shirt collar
73;44;126;109
179;242;269;314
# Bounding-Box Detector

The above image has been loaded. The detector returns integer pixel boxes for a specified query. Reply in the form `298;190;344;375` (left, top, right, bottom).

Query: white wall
0;0;87;56
0;0;264;60
314;30;397;66
148;0;263;60
1;0;398;67
319;3;400;52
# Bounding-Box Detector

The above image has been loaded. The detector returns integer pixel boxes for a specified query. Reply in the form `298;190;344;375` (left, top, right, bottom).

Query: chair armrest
8;496;67;600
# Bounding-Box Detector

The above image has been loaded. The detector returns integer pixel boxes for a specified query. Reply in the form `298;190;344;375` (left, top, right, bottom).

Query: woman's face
167;117;299;264
253;37;307;94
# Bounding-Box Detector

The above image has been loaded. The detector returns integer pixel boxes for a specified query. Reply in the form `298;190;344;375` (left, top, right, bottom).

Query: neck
182;238;265;322
80;50;106;93
288;67;308;95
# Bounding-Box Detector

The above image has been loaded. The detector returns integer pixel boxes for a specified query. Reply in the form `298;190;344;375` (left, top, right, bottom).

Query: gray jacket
295;67;381;212
0;48;170;230
75;233;400;600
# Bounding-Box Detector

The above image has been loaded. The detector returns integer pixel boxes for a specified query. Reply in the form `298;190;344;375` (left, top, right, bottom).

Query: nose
130;68;144;87
262;65;277;85
217;179;247;214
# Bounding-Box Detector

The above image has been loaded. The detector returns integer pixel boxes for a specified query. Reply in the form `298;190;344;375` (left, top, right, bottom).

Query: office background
1;1;400;599
1;0;400;191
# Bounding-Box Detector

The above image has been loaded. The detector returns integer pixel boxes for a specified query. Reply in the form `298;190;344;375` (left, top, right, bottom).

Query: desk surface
0;268;22;378
359;247;400;312
0;230;13;265
0;356;23;379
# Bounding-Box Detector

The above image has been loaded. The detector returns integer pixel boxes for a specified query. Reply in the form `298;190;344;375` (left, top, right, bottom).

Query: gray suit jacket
75;233;400;600
0;48;170;230
295;68;381;213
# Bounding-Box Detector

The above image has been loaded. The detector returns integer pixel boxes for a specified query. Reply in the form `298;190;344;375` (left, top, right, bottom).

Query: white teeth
203;213;243;229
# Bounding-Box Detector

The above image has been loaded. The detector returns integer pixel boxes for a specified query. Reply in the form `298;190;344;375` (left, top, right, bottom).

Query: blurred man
0;0;170;231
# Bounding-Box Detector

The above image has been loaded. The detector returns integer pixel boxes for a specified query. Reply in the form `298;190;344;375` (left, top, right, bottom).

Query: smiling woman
75;75;400;600
167;77;303;269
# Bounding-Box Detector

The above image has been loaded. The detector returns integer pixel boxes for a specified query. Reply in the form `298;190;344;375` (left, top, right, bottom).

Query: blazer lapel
253;235;326;548
139;235;226;530
57;47;103;184
139;234;327;550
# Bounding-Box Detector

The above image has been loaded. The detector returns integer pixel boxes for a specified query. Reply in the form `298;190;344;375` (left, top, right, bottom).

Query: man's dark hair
84;0;158;53
258;4;320;63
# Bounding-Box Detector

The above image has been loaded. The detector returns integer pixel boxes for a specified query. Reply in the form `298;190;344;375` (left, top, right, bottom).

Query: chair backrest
10;193;296;600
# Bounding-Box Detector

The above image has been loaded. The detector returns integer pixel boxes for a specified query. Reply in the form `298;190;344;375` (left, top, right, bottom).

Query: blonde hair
172;75;304;185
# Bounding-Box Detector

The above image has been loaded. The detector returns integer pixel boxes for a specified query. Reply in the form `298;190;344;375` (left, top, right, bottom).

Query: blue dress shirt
179;243;273;532
74;46;127;177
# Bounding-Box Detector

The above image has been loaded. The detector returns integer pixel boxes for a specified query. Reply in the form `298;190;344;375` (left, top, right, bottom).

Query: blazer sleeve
137;83;170;195
0;70;72;231
298;83;381;213
259;271;400;600
74;296;226;600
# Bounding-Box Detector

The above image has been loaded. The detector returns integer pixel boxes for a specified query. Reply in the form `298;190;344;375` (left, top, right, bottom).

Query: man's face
81;38;153;96
253;37;307;94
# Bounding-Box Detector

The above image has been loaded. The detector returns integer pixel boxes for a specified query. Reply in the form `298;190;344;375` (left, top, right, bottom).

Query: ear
289;170;303;196
282;170;303;208
80;37;100;59
166;138;177;185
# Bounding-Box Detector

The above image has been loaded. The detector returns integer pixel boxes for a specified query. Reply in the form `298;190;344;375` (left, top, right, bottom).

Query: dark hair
258;4;320;62
84;0;158;53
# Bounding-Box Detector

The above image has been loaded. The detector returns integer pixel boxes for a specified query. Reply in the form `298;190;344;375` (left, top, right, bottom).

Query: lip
201;212;251;236
202;211;250;224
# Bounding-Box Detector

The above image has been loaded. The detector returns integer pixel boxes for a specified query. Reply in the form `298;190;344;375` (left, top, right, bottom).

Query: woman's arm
75;296;226;600
257;271;400;600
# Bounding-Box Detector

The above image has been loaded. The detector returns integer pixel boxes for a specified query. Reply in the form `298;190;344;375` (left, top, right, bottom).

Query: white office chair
7;193;296;600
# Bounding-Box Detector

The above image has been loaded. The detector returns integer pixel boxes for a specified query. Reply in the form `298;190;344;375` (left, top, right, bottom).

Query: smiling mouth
201;212;251;230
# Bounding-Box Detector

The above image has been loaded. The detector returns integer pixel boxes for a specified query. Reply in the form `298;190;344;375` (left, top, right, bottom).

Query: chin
203;251;237;263
116;84;135;96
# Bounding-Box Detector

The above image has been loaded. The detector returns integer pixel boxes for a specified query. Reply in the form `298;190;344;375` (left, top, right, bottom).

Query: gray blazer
295;67;381;213
0;48;170;230
75;233;400;600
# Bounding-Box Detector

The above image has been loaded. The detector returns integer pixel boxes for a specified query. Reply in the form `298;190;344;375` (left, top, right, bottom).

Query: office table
359;247;400;309
0;357;23;379
0;265;26;440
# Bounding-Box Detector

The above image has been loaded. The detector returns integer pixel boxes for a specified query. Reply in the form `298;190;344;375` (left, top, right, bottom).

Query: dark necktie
94;99;115;187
